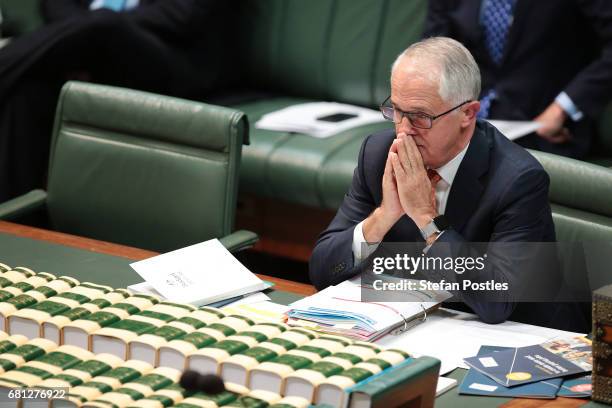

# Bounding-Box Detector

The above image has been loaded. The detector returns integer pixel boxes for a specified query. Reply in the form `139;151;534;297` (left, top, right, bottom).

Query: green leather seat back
239;0;426;107
46;81;247;252
236;0;425;206
234;97;392;207
528;150;612;293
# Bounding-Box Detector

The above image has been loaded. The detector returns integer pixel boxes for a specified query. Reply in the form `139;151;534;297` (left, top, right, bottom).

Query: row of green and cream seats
1;1;612;303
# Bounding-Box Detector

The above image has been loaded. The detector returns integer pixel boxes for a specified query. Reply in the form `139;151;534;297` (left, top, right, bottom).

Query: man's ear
461;101;480;127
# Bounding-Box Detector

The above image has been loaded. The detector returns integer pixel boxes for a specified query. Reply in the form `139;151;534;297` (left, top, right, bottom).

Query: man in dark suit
0;0;224;202
424;0;612;159
309;37;583;331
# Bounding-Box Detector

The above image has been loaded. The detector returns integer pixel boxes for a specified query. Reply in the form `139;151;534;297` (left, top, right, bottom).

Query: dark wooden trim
237;195;336;262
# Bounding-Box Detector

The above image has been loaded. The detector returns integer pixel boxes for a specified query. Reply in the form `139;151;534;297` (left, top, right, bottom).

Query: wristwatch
419;215;450;240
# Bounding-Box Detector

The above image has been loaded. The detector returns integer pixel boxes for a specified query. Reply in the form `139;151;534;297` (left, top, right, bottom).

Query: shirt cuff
422;230;446;254
555;92;584;121
352;221;380;266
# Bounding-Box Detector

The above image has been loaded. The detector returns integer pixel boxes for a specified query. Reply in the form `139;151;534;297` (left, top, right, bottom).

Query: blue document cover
463;337;591;387
557;374;592;398
459;346;562;398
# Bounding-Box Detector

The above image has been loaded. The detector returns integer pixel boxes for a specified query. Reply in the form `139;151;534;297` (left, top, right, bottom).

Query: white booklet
129;239;267;306
487;120;542;141
255;102;387;138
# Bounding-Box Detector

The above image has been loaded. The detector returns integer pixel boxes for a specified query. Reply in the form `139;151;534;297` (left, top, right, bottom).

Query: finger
562;128;573;141
390;152;406;182
389;138;399;154
402;133;425;170
546;129;571;144
384;152;394;178
395;138;412;173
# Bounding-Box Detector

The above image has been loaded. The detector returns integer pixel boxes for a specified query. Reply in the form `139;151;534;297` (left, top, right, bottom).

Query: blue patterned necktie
478;0;517;118
482;0;517;65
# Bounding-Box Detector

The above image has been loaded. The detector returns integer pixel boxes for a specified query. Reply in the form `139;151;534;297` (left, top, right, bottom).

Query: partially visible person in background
0;0;226;202
424;0;612;159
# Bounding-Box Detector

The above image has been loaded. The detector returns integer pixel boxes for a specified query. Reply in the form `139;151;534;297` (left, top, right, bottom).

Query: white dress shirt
352;141;471;264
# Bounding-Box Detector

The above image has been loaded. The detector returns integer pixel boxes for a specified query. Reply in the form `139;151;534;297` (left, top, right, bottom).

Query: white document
255;102;387;138
376;308;585;373
436;376;458;396
487;120;542;140
129;239;267;306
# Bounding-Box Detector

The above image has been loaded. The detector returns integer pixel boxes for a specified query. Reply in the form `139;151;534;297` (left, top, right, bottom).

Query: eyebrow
390;99;432;114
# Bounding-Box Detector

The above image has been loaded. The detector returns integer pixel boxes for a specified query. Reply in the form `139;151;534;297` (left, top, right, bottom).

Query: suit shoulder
359;127;395;163
483;121;546;175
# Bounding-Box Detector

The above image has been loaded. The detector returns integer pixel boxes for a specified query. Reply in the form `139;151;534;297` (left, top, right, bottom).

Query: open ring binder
391;304;428;335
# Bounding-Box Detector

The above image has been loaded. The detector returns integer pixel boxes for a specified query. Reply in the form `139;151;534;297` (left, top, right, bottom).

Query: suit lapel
445;124;491;232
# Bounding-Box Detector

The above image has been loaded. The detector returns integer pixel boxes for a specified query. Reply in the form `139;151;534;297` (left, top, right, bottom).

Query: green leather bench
529;150;612;297
229;0;612;209
4;1;612;263
4;0;612;208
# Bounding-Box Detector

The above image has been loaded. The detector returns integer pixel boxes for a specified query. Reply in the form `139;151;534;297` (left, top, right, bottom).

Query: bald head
391;37;481;106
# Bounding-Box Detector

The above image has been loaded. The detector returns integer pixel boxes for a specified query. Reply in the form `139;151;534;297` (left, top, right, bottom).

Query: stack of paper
287;279;451;341
129;239;268;306
255;102;387;138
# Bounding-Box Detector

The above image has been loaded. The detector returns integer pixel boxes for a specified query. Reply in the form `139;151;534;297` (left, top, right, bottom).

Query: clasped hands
363;133;437;243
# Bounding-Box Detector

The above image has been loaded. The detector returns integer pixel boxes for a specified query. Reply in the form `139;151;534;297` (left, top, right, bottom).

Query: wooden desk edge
0;221;316;296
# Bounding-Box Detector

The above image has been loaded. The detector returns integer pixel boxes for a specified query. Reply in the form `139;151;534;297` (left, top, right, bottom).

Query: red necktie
427;169;442;212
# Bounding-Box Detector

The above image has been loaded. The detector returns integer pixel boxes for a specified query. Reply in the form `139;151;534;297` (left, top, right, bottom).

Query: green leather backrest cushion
552;206;612;293
240;0;426;107
46;82;246;252
529;150;612;217
58;81;247;151
529;150;612;291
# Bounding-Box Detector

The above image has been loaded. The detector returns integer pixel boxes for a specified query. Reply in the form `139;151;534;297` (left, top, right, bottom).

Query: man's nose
396;115;414;134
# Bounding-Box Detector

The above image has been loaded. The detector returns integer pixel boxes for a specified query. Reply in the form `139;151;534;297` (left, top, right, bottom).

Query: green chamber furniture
2;0;612;263
0;81;257;253
528;150;612;298
228;0;612;209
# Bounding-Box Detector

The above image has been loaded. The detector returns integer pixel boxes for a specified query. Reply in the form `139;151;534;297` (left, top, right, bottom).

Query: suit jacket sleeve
309;135;380;290
564;0;612;118
426;166;554;324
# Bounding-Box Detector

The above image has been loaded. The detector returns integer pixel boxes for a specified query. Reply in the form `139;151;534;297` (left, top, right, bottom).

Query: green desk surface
0;232;604;407
0;232;303;306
